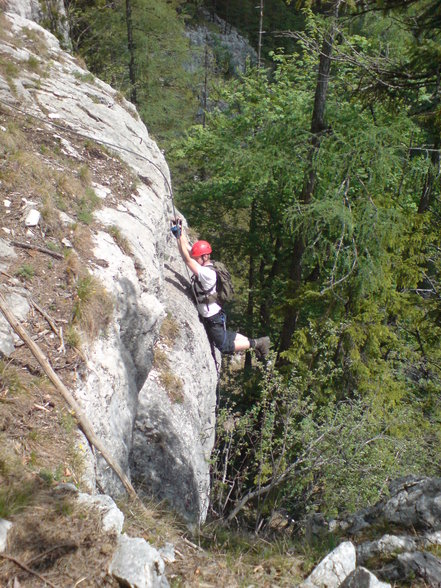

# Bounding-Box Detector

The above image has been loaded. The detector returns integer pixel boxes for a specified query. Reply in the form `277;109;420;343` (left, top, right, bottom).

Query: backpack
191;260;234;307
211;260;234;306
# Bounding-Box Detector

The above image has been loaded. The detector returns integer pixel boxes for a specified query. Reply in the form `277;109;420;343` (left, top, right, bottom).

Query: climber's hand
170;220;181;238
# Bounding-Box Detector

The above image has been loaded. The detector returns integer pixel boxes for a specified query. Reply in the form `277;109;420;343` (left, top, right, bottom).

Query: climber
171;219;271;359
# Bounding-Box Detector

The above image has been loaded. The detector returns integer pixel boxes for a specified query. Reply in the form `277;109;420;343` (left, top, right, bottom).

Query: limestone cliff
0;7;218;523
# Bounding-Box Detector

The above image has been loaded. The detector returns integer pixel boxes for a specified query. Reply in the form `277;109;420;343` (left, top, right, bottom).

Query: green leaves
69;0;196;143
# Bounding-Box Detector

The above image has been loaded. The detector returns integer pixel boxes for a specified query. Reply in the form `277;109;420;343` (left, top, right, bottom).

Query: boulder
368;477;441;531
339;567;391;588
77;493;125;535
0;519;12;553
300;541;356;588
382;551;441;587
109;534;169;588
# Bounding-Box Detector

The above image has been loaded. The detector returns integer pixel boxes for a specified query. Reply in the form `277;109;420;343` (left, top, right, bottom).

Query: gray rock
339;567;391;588
357;534;418;565
53;483;79;495
109;534;168;588
0;237;16;272
24;208;40;226
186;9;257;75
0;288;30;356
0;519;12;552
300;541;356;588
423;531;441;548
130;255;218;524
370;477;441;531
159;543;175;563
77;493;125;534
6;0;42;21
1;8;218;524
6;0;70;48
394;551;441;587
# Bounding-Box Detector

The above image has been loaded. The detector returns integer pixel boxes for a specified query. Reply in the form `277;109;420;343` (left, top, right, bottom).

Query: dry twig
0;553;58;588
29;298;64;350
11;241;64;260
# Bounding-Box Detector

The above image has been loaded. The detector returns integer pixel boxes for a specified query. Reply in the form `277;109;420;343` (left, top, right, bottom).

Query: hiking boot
254;336;270;360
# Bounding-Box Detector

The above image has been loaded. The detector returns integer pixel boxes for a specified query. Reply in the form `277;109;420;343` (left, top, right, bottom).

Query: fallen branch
0;553;58;588
0;290;140;504
29;298;64;348
182;537;204;552
11;240;64;260
25;543;78;566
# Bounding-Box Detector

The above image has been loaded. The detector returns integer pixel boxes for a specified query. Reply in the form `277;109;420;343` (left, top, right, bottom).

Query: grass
77;187;101;224
26;55;42;74
0;477;36;519
153;347;184;403
65;325;81;349
0;57;19;80
0;123;103;233
15;263;35;281
72;273;113;339
22;26;49;57
73;70;95;84
108;225;132;255
160;313;180;347
0;361;26;395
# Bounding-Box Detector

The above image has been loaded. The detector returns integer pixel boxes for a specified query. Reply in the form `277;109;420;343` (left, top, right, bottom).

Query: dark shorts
203;311;237;354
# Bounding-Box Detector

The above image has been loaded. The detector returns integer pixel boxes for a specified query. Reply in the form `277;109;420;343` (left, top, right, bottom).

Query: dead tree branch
0;553;58;588
11;241;64;260
0;290;140;504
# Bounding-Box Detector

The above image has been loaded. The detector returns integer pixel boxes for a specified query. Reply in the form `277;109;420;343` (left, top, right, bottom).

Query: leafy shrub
212;358;441;530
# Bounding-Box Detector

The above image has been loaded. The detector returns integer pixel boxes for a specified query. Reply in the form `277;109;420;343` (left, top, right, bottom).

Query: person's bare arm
176;231;200;275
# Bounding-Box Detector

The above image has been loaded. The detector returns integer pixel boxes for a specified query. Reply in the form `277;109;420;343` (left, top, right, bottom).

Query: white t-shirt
195;264;222;318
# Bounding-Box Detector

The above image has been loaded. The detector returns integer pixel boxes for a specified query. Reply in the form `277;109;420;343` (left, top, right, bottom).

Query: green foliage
15;263;35;281
175;5;441;529
68;0;198;144
213;361;440;525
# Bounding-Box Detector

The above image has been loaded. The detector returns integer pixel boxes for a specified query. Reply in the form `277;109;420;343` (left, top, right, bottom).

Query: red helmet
191;240;212;257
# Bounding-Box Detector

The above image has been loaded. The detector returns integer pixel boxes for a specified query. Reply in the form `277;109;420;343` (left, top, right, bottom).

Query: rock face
0;9;218;523
186;9;257;76
5;0;70;47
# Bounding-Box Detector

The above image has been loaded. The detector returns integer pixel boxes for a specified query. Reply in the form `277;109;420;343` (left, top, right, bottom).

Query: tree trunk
125;0;137;105
259;235;281;330
418;138;440;213
257;0;264;68
278;6;340;355
245;198;257;369
202;35;209;128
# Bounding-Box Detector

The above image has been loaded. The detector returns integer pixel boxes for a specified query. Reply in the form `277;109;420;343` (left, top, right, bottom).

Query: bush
212;358;441;530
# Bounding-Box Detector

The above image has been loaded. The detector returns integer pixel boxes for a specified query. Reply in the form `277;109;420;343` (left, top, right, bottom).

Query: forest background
61;0;441;534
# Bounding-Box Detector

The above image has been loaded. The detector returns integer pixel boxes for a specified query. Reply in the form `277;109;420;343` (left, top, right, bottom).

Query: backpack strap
191;269;218;308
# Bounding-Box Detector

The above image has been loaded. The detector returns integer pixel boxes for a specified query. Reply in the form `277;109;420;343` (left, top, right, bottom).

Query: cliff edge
0;7;218;524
